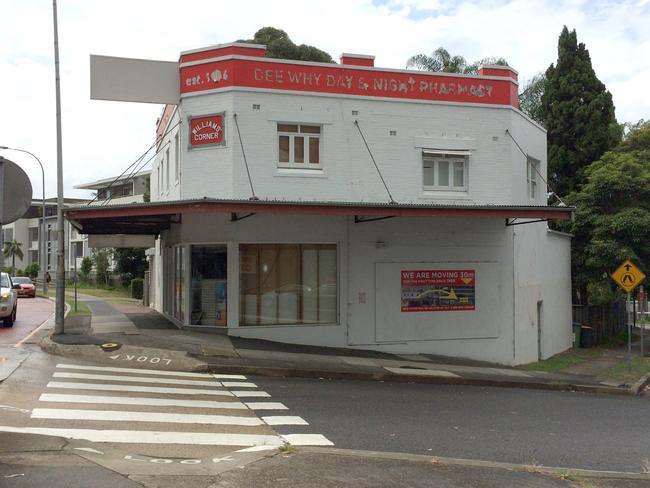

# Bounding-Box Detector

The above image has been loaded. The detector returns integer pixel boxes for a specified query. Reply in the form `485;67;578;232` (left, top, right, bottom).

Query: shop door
190;245;227;326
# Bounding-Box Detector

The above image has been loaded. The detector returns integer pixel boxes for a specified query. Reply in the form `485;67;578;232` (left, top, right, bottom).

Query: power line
354;120;397;205
86;120;181;206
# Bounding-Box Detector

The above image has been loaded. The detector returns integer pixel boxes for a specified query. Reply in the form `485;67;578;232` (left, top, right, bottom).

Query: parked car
12;276;36;298
0;272;18;327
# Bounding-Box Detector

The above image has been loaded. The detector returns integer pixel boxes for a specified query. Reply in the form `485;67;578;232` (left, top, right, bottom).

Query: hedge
130;278;144;300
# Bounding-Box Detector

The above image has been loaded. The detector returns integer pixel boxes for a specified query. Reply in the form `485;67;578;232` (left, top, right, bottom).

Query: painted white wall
171;90;544;206
513;223;573;363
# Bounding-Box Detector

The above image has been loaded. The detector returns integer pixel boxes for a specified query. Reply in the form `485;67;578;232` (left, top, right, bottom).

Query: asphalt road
0;296;53;346
252;376;650;473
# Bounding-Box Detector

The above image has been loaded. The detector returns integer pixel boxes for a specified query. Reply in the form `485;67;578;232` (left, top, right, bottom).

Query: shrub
130;278;144;300
24;263;39;279
80;257;93;282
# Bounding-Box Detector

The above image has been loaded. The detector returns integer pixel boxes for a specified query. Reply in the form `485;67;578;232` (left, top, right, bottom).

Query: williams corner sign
188;113;225;148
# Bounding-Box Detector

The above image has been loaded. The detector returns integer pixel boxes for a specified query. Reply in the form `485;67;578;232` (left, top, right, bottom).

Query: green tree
518;73;546;125
542;26;621;197
93;249;111;286
24;263;39;279
240;27;333;63
561;121;650;304
113;248;147;286
406;47;508;74
80;256;93;283
3;240;23;276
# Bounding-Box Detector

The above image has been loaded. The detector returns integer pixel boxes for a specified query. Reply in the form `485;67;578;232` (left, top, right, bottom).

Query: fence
572;301;627;345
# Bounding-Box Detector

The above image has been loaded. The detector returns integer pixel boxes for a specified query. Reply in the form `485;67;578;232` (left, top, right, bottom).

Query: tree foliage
113;248;147;286
519;73;546;125
406;47;508;74
93;249;111;286
3;240;23;276
80;256;93;282
560;121;650;304
542;26;621;197
240;27;333;63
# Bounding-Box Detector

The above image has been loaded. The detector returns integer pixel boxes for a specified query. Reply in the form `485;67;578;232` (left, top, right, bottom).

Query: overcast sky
1;0;648;199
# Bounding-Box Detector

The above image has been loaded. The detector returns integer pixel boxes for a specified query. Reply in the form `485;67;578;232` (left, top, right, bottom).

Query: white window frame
174;132;180;183
527;157;540;200
277;123;322;170
422;149;469;192
165;148;170;192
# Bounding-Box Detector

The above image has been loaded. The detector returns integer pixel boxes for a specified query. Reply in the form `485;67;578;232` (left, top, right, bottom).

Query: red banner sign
401;269;476;312
180;59;517;107
189;113;224;147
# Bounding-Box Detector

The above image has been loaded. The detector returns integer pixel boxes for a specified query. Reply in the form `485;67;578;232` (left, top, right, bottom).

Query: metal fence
572;301;627;345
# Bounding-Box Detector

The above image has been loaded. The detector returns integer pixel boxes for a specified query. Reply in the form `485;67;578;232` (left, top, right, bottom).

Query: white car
0;272;18;327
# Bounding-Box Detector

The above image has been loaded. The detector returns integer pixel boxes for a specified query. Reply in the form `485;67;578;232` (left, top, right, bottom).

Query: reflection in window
191;246;227;326
240;244;337;325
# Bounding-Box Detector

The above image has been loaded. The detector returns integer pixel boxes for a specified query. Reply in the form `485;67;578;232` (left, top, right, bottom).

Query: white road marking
236;445;277;453
262;416;308;426
46;381;234;397
231;391;271;398
39;393;247;410
56;364;213;378
281;434;334;446
0;426;284;446
0;405;30;414
245;402;288;410
73;447;104;454
212;374;247;380
53;372;222;387
14;312;55;348
221;382;257;388
32;408;265;426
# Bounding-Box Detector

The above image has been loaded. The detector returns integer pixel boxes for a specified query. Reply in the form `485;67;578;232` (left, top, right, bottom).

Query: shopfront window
173;246;185;322
191;245;227;326
239;244;337;326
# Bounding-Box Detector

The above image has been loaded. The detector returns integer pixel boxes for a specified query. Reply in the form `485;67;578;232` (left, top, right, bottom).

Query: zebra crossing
0;363;332;448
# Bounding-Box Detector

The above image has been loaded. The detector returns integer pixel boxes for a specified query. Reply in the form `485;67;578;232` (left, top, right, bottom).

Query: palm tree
3;240;24;276
406;47;509;75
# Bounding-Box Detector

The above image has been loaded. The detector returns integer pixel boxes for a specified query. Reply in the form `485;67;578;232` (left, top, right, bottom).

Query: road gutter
299;446;650;481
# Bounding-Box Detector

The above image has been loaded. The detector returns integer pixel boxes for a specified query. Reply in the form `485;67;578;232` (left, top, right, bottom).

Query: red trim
340;55;374;67
181;45;266;63
478;66;518;81
66;201;572;221
180;58;519;107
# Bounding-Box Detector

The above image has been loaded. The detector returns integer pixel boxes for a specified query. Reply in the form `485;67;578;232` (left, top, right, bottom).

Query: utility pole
53;0;65;335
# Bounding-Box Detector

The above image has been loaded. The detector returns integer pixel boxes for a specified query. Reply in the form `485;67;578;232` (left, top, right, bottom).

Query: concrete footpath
40;295;650;396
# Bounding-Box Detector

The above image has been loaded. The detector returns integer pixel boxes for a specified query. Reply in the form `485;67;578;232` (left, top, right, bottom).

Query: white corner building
67;43;574;365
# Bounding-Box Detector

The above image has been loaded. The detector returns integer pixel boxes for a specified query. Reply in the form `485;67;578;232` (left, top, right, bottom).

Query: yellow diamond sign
611;260;646;293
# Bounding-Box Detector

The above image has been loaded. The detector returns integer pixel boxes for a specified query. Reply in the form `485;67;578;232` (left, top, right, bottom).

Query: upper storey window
422;150;469;191
527;157;540;199
278;124;321;169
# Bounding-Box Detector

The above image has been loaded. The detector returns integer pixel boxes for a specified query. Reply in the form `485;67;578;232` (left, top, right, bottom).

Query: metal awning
65;198;574;235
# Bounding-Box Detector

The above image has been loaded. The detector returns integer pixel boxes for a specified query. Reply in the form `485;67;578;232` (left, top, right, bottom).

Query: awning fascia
65;199;574;235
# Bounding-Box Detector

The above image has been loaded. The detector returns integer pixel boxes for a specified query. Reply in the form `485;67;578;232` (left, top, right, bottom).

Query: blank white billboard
90;55;179;104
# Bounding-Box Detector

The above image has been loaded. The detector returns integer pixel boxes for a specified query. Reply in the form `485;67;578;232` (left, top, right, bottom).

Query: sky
0;0;648;200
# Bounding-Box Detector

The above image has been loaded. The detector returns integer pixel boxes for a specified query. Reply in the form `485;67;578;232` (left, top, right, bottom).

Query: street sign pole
640;286;645;358
627;292;632;373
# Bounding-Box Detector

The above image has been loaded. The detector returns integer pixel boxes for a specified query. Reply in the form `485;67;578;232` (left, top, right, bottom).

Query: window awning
65;198;574;236
422;149;472;156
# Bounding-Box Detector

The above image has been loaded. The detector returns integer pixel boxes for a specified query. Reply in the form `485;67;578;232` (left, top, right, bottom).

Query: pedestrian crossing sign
611;259;646;293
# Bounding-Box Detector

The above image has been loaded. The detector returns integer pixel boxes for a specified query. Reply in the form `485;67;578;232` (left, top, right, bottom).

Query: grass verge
600;357;650;385
67;299;91;317
520;348;603;373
